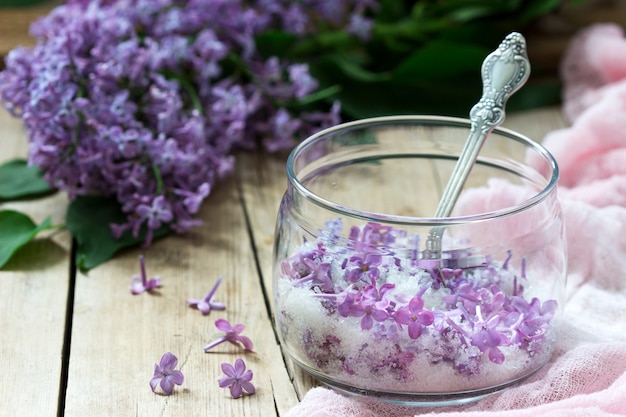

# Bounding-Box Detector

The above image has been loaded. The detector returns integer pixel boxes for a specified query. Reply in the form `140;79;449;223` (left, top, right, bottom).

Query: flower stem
139;255;147;286
203;336;226;352
204;276;223;302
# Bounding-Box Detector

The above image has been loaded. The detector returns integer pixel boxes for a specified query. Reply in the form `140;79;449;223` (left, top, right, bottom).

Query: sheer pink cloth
285;24;626;417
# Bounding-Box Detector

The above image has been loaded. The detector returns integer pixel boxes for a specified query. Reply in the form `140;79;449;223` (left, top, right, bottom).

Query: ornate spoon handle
426;32;531;255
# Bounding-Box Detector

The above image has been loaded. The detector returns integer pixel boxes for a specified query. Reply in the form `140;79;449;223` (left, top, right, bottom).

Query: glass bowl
272;116;566;406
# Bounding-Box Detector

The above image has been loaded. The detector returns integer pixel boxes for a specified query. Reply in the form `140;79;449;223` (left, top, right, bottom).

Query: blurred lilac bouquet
0;0;376;245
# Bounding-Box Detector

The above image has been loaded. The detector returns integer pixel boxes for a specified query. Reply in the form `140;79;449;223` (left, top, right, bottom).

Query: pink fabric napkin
285;24;626;417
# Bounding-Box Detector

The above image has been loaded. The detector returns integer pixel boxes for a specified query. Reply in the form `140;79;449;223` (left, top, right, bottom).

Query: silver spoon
425;32;531;258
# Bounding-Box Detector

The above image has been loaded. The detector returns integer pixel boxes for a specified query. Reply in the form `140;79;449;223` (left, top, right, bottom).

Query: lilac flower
320;218;343;243
334;285;360;317
187;276;226;315
135;195;174;244
293;261;333;293
130;255;161;295
370;347;415;380
218;358;255;399
372;322;400;342
506;297;557;348
346;253;382;284
393;295;435;339
204;318;254;352
470;306;508;364
288;64;318;98
361;222;397;247
150;352;184;395
263;108;301;152
347;14;374;41
281;248;332;292
0;0;379;246
350;283;395;330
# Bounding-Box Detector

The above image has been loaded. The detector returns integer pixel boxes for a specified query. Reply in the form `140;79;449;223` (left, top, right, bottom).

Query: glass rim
286;115;560;226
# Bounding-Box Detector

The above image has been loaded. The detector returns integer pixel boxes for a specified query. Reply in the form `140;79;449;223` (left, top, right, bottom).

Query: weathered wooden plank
236;150;321;400
63;171;298;416
0;108;71;417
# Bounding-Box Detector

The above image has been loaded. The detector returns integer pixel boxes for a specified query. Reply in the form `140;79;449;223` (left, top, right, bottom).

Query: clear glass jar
272;116;566;406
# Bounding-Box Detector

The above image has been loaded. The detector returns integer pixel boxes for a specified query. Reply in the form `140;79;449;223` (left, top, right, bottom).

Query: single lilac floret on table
130;255;161;295
204;318;254;352
277;219;559;390
218;358;256;399
187;276;226;315
150;352;184;395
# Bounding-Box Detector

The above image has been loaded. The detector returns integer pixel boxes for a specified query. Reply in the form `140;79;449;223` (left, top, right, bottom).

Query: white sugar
275;226;559;396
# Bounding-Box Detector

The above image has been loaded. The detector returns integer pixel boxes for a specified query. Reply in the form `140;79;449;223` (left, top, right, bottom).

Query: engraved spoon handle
426;32;531;254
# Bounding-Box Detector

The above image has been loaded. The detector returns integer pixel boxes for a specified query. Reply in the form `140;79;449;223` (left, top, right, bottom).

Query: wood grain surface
0;5;572;415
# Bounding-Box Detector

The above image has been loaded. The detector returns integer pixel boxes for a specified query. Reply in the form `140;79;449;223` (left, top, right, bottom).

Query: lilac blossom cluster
277;220;558;386
0;0;376;245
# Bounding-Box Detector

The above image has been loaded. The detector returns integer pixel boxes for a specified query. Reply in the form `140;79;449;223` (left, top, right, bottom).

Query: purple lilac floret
187;276;226;315
150;352;184;395
218;358;256;399
0;0;377;245
204;318;254;352
277;220;559;388
130;255;161;295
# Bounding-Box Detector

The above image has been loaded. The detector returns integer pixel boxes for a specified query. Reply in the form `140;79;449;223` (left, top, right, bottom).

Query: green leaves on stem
259;0;564;119
0;159;54;200
0;159;59;268
0;159;170;271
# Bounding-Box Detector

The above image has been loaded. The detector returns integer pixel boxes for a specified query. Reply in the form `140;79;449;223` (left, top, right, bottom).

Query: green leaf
66;195;170;271
255;30;299;58
0;210;54;268
0;159;55;200
519;0;562;23
296;85;342;106
392;41;488;84
325;53;391;83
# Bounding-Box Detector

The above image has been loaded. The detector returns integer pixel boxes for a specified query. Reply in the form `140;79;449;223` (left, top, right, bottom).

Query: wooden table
0;4;572;416
0;102;569;417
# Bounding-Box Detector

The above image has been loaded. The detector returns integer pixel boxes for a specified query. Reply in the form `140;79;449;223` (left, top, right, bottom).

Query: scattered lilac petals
187;276;226;315
218;358;255;398
203;318;254;352
130;255;161;295
150;352;184;395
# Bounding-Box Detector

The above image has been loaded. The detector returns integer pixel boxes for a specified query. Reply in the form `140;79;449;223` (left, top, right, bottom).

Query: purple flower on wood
218;358;255;399
203;318;254;352
187;276;226;315
130;255;161;295
150;352;184;395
